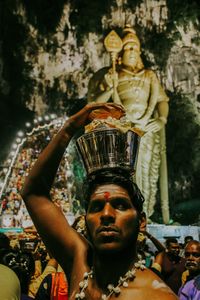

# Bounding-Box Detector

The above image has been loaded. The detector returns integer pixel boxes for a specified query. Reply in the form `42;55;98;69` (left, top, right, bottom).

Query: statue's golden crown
122;25;140;48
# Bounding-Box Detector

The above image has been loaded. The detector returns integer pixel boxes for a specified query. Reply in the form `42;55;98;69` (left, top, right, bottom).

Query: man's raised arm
21;103;123;272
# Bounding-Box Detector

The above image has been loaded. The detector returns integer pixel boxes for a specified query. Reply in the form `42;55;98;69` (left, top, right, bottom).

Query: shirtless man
152;237;186;294
21;103;177;299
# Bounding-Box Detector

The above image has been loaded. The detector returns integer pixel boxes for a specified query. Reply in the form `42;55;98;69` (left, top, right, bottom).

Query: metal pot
76;128;140;175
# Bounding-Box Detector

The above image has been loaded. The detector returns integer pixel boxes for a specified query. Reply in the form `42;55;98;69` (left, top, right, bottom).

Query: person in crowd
0;232;11;250
180;236;194;258
28;255;58;298
35;264;68;300
0;248;35;299
0;263;21;300
178;240;200;300
184;236;194;248
152;237;186;294
137;229;165;268
21;103;177;299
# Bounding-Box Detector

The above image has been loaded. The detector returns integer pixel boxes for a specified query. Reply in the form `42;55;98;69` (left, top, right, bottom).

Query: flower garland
75;256;146;299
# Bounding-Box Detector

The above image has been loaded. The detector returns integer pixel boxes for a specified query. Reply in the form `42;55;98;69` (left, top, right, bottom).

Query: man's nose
100;203;115;223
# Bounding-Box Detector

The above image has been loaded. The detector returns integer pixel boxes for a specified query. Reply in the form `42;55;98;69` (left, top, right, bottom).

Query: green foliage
143;29;176;68
69;0;115;45
123;0;142;11
137;0;199;69
167;0;200;31
22;0;67;34
166;92;200;204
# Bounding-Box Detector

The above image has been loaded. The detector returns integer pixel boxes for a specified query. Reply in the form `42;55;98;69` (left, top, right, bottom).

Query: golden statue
87;25;170;223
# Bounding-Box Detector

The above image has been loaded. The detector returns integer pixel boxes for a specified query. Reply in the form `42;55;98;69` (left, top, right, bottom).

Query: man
152;237;186;294
178;240;200;300
180;236;194;258
21;103;177;299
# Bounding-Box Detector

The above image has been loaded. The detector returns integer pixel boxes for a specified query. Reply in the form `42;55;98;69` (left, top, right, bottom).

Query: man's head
184;240;200;274
0;233;10;250
84;169;145;254
184;235;193;246
166;238;180;258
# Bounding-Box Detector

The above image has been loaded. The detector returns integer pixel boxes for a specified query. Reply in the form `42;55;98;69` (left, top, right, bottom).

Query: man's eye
89;203;103;213
116;204;126;210
114;202;129;211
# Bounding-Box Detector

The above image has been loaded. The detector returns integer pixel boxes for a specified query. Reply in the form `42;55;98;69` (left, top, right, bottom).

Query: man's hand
65;103;125;135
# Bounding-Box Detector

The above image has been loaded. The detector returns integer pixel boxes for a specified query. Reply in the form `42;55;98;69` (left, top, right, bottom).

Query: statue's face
122;42;140;68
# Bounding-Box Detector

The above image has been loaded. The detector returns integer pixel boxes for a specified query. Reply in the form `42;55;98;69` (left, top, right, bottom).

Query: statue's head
121;25;143;71
122;25;141;51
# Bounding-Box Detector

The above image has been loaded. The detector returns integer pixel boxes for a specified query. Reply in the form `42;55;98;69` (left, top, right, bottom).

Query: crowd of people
0;125;79;228
0;223;199;299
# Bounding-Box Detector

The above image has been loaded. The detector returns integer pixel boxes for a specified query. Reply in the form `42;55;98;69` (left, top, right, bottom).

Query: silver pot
76;128;140;175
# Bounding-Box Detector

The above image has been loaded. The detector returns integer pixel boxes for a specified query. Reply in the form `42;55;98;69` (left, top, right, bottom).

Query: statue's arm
144;71;169;132
87;67;122;105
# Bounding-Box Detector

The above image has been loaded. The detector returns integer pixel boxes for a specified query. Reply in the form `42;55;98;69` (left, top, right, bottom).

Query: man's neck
167;253;181;263
93;248;137;290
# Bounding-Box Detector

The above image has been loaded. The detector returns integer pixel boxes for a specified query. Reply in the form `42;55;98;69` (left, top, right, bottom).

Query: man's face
122;42;140;68
86;183;142;253
168;242;180;257
185;242;200;272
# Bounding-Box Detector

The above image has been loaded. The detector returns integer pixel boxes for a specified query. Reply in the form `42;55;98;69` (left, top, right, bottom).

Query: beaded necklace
75;256;146;300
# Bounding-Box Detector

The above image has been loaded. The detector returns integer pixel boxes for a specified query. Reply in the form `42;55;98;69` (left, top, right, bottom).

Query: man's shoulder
133;268;178;299
192;274;200;290
154;250;166;260
179;275;200;299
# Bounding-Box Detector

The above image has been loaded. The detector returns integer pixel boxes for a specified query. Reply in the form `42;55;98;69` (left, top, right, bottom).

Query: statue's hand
104;69;119;89
144;117;166;133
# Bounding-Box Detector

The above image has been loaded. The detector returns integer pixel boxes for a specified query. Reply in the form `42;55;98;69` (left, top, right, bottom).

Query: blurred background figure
0;232;11;251
35;264;68;300
0;263;21;300
137;222;165;268
151;237;186;294
178;240;200;299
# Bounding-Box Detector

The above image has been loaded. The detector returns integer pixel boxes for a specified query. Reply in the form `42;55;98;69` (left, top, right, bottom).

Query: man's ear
139;212;147;231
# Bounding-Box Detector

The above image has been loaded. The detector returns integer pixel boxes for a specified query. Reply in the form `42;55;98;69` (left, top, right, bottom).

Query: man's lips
96;226;120;235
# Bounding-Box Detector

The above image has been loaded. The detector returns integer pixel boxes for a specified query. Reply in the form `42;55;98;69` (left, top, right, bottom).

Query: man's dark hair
83;168;144;213
0;233;10;249
166;238;178;247
184;236;193;245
